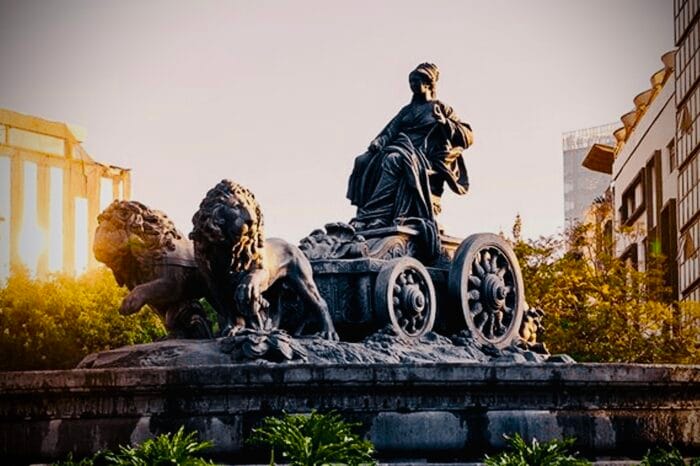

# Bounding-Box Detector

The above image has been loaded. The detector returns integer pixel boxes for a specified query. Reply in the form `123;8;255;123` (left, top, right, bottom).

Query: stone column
112;176;120;200
62;161;75;276
9;151;23;273
36;163;50;276
86;167;100;270
123;171;131;200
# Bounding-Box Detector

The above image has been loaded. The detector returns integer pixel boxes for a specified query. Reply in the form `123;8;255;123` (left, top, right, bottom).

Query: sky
0;0;672;243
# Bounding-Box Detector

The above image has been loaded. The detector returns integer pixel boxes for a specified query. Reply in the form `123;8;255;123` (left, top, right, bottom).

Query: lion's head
190;180;264;272
94;200;183;286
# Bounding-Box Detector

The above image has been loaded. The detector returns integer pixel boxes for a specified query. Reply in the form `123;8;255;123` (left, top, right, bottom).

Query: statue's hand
433;104;447;124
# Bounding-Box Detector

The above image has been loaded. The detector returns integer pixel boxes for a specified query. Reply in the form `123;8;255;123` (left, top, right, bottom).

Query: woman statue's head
409;62;439;100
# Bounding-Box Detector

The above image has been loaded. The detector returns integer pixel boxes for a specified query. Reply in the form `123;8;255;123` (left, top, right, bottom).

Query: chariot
305;225;526;348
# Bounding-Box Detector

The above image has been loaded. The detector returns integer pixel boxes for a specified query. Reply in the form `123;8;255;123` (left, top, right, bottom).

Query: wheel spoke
483;312;494;337
490;254;499;274
474;311;486;330
470;302;483;314
468;275;482;287
482;251;492;272
497;267;506;278
473;259;485;278
468;289;480;301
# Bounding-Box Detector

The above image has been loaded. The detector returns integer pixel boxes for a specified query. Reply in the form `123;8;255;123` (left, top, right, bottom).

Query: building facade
562;123;618;228
582;52;678;298
675;0;700;301
0;109;130;280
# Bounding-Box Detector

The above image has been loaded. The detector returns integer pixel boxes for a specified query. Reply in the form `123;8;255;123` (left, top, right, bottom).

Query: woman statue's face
409;73;433;98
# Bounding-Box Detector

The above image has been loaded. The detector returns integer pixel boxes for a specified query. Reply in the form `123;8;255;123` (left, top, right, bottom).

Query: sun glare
48;167;63;273
74;197;88;275
100;177;112;212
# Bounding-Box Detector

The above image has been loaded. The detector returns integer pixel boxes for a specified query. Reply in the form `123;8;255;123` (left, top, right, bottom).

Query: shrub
53;427;213;465
484;433;590;466
249;411;375;466
0;267;165;370
104;427;214;466
640;445;700;465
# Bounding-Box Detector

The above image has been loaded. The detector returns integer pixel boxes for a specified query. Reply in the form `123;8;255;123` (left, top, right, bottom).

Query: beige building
0;109;130;279
675;0;700;301
583;51;678;296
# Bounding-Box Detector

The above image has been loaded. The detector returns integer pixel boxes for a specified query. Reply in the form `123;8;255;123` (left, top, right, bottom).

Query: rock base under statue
1;361;698;463
77;328;551;368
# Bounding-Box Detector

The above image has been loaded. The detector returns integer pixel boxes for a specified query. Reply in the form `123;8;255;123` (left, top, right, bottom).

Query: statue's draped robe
347;100;472;225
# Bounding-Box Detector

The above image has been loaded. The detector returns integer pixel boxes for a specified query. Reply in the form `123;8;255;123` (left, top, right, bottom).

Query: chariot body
301;224;526;349
296;62;530;348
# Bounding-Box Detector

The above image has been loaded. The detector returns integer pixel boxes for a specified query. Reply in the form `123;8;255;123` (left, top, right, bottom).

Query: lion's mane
190;179;264;272
94;200;182;269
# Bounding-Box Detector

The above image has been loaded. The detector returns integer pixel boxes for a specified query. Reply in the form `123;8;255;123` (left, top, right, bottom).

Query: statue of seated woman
346;63;473;232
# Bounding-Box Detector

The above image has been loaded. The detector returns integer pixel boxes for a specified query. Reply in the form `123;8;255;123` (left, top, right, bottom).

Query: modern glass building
675;0;700;301
562;123;618;228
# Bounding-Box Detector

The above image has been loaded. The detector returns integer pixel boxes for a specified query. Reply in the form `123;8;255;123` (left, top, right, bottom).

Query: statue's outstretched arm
119;277;174;315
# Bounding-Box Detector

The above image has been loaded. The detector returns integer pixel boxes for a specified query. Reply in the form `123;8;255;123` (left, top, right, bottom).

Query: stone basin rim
1;362;699;393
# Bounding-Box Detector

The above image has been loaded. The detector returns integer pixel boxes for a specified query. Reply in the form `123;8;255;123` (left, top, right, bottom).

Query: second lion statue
190;180;339;340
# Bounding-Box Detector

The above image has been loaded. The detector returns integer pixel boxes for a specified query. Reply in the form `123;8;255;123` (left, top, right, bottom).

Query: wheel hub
482;274;506;310
401;284;426;315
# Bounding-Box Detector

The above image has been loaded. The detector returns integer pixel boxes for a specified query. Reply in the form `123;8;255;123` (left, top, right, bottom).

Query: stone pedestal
1;363;699;463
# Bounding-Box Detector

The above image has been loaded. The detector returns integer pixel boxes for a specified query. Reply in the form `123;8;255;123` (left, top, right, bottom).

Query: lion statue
190;179;338;340
93;200;213;339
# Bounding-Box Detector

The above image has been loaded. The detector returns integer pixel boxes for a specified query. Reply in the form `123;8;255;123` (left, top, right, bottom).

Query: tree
512;215;700;364
0;267;165;370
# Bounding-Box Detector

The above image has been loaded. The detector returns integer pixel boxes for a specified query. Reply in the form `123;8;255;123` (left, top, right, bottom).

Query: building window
668;139;676;172
683;230;697;261
620;169;645;225
620;242;639;271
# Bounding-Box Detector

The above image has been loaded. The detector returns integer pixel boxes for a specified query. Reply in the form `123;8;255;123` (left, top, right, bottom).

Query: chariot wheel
375;257;436;339
448;233;525;348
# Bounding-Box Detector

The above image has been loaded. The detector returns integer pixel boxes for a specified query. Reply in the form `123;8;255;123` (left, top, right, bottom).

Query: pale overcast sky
0;0;672;242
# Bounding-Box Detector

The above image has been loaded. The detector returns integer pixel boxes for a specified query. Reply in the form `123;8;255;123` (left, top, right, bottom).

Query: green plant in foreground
53;452;105;466
249;411;375;466
484;433;590;466
640;445;700;465
53;427;213;466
